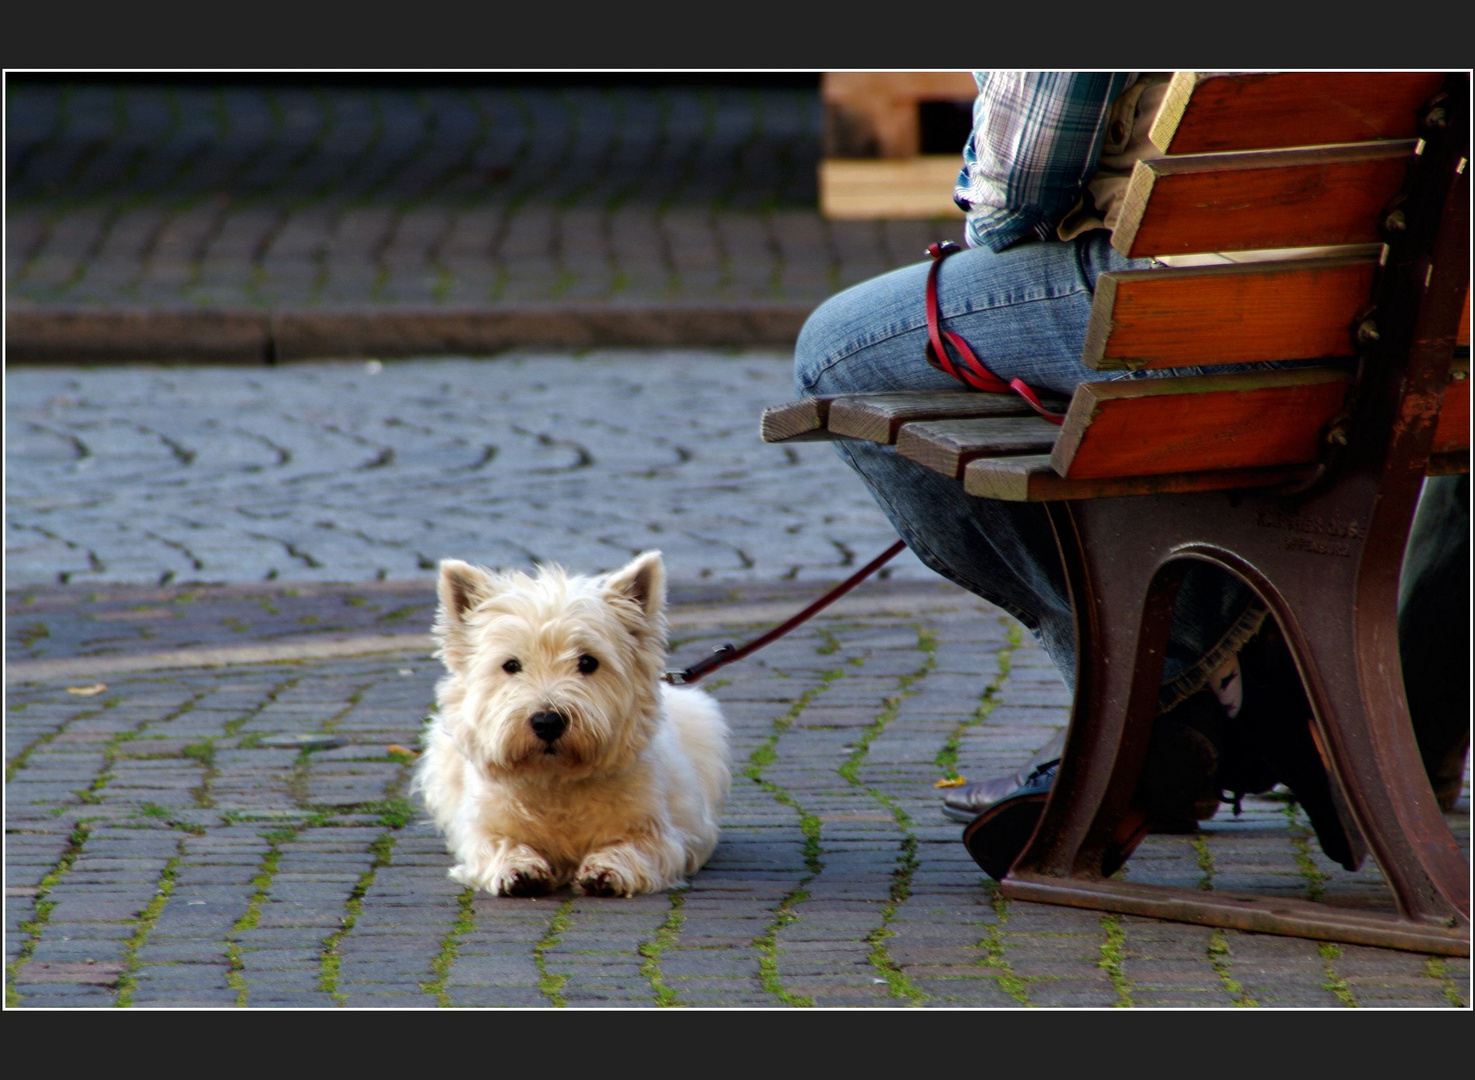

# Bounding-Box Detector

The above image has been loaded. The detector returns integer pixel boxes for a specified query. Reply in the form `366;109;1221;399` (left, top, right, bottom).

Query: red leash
662;539;906;685
923;242;1065;424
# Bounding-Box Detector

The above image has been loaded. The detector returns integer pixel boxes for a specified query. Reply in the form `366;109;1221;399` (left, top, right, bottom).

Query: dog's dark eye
502;659;522;675
577;654;599;675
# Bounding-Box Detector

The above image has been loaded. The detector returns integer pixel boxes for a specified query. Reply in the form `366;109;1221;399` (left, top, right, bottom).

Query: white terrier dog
414;550;730;897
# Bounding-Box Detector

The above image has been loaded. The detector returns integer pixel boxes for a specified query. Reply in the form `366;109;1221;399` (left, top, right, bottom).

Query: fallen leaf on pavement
934;775;966;788
386;744;420;759
66;683;108;696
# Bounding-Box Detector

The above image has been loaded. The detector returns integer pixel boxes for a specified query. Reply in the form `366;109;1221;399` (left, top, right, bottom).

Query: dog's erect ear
436;559;498;625
435;560;500;673
605;550;666;622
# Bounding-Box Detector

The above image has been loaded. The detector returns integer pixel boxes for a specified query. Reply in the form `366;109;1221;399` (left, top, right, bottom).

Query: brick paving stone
131;986;242;1007
10;987;120;1007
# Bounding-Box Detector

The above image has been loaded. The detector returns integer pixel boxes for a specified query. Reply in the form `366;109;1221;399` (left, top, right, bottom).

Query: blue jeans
796;230;1424;710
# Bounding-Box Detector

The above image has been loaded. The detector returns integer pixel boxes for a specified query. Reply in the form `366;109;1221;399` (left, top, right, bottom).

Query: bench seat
763;353;1467;499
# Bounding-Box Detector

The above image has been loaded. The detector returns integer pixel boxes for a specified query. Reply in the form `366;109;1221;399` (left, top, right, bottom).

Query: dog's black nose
529;710;568;743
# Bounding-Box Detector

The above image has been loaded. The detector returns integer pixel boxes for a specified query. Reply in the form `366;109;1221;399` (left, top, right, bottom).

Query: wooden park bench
762;72;1471;955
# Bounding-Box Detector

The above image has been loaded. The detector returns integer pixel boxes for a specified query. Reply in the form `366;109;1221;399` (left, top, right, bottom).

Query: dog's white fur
414;550;730;897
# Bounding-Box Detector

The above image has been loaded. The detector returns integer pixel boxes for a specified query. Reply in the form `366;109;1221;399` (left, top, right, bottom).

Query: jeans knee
793;297;845;396
794;289;915;397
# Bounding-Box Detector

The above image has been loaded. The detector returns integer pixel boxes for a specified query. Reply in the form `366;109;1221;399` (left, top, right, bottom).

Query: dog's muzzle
529;710;569;746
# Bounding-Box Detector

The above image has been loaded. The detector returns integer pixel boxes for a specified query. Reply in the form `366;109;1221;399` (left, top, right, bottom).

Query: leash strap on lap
924;241;1065;425
667;240;1060;685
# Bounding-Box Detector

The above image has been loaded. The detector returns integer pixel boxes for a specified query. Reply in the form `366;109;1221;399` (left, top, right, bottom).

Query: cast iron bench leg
1003;486;1469;952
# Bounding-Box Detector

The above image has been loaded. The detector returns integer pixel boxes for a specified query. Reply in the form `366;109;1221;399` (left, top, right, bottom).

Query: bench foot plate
1002;871;1471;956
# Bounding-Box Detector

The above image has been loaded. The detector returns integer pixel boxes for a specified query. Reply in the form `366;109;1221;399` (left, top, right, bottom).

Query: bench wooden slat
965;361;1467;495
1150;72;1446;156
894;416;1061;479
761;397;839;442
1051;367;1351;479
1112;142;1414;259
963;453;1313;501
1083;255;1377;371
828;391;1051;443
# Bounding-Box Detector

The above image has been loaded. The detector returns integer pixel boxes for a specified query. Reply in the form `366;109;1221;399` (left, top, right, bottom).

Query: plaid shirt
955;71;1134;252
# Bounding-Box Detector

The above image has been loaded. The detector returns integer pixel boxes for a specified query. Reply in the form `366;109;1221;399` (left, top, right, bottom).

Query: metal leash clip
662;644;738;686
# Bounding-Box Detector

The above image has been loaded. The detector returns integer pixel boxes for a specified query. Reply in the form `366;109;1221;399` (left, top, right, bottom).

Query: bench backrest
763;73;1469;501
1053;71;1470;485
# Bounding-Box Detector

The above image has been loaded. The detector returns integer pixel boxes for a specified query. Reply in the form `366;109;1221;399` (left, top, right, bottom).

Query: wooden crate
820;71;975;220
823;72;978;158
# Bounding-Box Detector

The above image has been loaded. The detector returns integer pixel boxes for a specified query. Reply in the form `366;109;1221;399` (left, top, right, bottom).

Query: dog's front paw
503;870;553;897
575;868;625;897
575;855;639;897
450;846;555;897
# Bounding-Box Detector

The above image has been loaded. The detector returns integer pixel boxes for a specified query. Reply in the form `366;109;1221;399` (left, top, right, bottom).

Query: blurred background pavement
6;74;966;362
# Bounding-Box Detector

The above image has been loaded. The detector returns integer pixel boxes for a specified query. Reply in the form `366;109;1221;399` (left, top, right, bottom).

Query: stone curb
5;304;817;363
5;585;990;685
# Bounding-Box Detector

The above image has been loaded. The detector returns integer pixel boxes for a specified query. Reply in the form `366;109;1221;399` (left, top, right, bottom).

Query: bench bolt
1356;319;1380;343
1383;208;1406;233
1422;106;1447;129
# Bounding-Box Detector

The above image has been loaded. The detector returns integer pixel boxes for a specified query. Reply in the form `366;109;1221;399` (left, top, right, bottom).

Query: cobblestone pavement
7;79;959;359
5;353;935;591
7;579;1469;1009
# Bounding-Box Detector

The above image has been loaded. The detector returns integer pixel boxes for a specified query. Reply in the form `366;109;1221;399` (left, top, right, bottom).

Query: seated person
792;71;1469;872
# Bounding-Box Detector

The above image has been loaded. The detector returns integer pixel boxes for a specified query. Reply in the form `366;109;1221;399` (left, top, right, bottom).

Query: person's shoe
941;763;1044;824
960;760;1152;881
1233;621;1362;871
959;760;1058;879
948;691;1224;831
